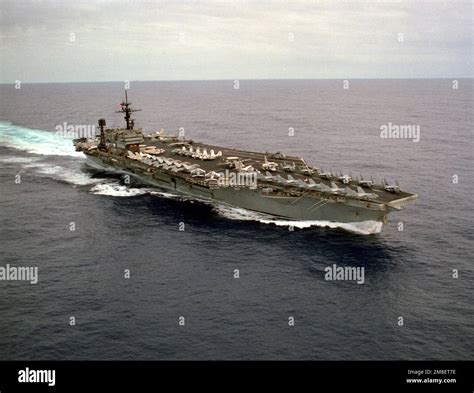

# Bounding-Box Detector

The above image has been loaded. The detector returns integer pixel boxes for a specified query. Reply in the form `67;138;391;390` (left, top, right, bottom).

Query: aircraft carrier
73;92;417;228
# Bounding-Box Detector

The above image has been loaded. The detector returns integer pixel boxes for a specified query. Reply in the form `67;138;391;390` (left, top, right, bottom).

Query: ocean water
0;80;472;360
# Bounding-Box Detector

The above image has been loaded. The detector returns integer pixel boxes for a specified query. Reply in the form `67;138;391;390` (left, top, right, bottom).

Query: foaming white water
89;183;207;201
90;182;154;197
213;204;276;221
259;219;383;235
1;151;100;186
34;165;101;186
0;156;42;164
0;121;82;157
214;205;383;235
1;157;99;187
0;122;102;185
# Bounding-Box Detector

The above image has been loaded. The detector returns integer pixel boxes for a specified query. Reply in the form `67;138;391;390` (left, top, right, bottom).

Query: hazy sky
0;0;472;82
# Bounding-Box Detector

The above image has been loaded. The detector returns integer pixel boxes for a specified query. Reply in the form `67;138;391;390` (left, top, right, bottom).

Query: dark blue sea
0;80;472;360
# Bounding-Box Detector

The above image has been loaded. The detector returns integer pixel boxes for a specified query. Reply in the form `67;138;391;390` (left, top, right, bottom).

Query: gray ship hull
85;155;386;224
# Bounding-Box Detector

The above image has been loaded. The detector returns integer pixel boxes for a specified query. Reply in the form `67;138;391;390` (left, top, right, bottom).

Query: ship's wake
0;121;97;185
0;121;83;157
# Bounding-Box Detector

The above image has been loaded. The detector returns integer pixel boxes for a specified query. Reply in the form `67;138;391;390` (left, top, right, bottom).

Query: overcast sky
0;0;472;82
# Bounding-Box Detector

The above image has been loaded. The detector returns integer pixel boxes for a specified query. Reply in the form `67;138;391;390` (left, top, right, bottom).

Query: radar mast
116;90;141;130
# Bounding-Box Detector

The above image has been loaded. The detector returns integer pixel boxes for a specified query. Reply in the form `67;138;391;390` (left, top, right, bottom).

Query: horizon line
1;77;473;85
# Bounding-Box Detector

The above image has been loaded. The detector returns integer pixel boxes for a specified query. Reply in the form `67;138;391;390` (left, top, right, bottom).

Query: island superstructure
73;92;417;228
